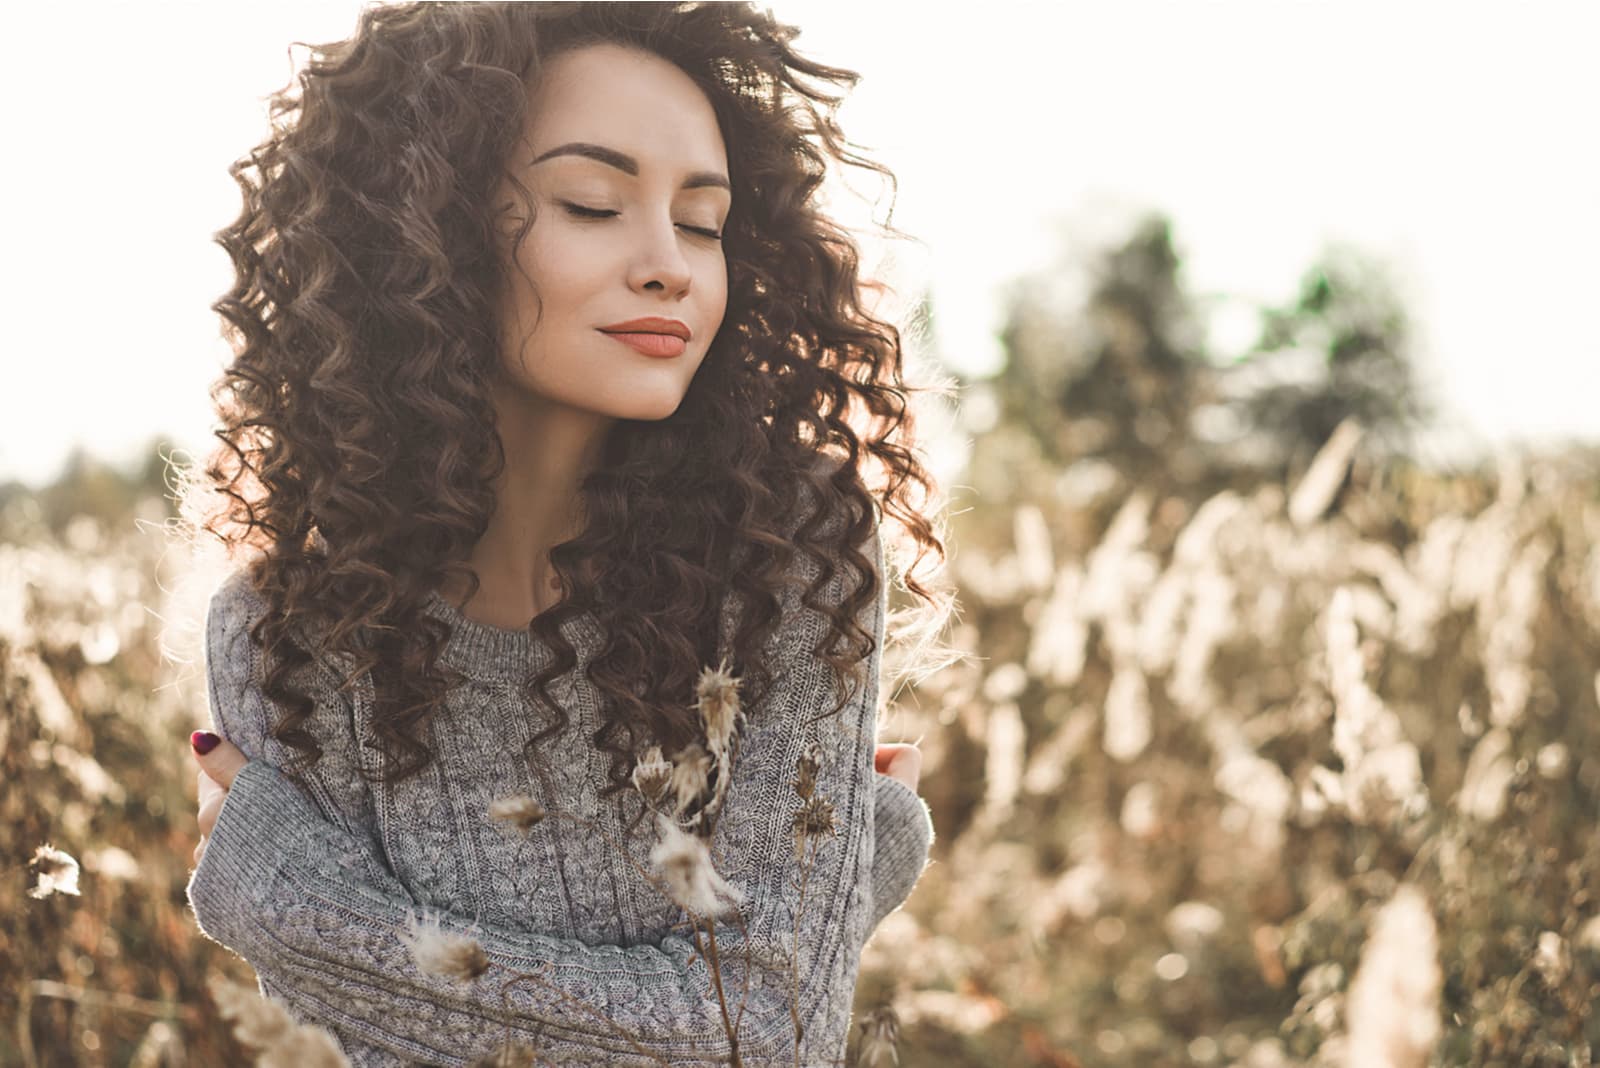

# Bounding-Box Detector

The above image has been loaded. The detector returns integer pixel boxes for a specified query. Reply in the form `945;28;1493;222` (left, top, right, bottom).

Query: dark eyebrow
531;141;731;192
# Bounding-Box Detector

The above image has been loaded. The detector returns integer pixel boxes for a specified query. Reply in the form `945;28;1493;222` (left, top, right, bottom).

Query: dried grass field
3;431;1597;1066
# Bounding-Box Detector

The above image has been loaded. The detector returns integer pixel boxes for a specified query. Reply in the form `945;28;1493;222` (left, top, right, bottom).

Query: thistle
793;742;824;801
791;796;838;857
631;745;673;807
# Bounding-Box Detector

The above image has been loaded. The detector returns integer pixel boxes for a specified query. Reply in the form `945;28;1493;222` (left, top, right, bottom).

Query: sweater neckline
421;587;603;681
423;588;541;679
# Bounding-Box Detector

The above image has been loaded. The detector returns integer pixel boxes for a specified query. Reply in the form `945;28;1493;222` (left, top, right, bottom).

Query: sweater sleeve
868;774;934;928
186;518;905;1066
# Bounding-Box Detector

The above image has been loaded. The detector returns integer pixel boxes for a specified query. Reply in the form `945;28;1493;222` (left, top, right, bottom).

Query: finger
891;746;922;775
885;747;922;790
197;792;227;839
197;772;221;808
874;742;914;773
193;836;207;866
190;731;249;791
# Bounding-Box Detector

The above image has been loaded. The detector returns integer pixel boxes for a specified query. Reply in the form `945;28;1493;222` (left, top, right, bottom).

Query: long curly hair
180;1;951;801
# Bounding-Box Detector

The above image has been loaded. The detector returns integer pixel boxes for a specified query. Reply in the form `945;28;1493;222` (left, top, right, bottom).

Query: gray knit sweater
186;519;934;1067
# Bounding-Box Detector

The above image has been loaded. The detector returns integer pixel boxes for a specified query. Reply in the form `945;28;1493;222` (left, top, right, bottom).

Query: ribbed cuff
188;760;321;955
869;774;934;928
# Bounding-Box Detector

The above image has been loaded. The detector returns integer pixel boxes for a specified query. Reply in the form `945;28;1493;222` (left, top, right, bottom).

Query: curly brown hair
181;1;951;802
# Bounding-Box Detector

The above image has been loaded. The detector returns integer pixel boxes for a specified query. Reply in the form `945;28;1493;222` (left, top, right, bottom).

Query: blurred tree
976;215;1435;504
8;437;179;537
1218;243;1435;474
985;212;1216;496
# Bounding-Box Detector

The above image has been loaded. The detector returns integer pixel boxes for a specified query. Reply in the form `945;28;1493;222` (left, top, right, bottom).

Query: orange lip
602;331;686;358
598;316;692;340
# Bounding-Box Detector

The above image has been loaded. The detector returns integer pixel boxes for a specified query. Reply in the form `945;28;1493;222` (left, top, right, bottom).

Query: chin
606;391;690;423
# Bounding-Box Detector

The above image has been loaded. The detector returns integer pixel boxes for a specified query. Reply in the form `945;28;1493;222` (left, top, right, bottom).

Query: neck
444;390;613;626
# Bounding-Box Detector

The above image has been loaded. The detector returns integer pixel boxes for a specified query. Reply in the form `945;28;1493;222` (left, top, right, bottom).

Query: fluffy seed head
696;657;743;755
28;843;81;899
668;742;713;817
205;973;350;1066
401;912;491;981
488;794;546;831
649;814;744;918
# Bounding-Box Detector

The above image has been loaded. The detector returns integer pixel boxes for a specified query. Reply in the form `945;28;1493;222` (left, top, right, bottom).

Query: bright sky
4;1;1595;487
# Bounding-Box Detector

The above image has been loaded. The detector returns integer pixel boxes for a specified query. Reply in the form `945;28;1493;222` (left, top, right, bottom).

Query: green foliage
1233;247;1435;467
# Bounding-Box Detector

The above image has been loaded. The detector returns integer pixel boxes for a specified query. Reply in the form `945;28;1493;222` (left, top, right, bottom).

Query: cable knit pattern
186;516;934;1067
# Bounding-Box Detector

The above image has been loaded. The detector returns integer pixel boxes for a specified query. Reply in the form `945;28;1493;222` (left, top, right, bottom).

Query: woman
182;3;948;1065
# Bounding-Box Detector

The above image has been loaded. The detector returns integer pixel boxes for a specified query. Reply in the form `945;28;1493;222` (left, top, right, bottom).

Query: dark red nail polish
191;730;221;755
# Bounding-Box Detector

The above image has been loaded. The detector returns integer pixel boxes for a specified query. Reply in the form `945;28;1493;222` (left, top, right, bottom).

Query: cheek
705;257;730;322
513;230;594;327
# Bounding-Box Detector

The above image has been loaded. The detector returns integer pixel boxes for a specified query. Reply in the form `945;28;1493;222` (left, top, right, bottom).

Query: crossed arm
186;525;934;1065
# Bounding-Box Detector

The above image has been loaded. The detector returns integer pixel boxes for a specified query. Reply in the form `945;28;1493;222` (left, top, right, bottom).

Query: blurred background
3;1;1597;1065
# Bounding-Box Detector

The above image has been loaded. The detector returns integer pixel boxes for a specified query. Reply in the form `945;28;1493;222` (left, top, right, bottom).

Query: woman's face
493;43;731;423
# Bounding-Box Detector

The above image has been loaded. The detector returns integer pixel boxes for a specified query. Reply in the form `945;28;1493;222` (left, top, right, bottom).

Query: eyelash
559;201;722;241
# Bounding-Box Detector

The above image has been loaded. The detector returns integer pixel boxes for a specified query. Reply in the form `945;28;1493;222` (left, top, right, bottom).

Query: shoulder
200;569;274;753
793;452;881;557
204;569;265;667
203;568;339;693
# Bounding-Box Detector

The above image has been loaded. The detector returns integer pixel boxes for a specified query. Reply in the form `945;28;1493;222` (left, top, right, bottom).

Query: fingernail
191;730;221;755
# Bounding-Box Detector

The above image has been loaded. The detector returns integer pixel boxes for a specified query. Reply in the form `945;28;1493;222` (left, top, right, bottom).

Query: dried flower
649;814;744;918
631;745;673;806
27;843;81;899
205;973;350;1067
1344;883;1441;1068
856;1003;901;1066
794;742;824;800
488;794;546;832
400;912;491;981
1533;930;1571;987
696;657;743;756
792;795;838;854
668;742;713;818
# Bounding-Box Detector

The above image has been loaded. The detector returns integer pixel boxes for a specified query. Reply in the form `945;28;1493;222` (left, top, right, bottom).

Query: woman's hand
190;730;248;865
874;742;921;792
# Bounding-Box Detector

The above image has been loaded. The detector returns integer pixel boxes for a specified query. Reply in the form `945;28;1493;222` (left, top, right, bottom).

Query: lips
602;331;686;358
598;317;691;340
597;317;692;359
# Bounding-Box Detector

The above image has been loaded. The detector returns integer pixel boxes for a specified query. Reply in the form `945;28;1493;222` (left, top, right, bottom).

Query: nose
627;214;693;298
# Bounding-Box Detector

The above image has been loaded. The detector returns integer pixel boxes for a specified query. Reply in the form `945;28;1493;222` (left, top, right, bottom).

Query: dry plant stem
690;918;743;1067
510;806;756;1065
18;981;197;1068
727;908;755;1037
788;837;822;1066
496;968;671;1068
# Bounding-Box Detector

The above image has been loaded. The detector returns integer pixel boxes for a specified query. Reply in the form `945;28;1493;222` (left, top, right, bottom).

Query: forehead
525;43;728;176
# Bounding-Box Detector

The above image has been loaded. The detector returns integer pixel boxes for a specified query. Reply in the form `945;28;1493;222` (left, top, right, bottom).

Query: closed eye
559;202;722;241
560;202;618;220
